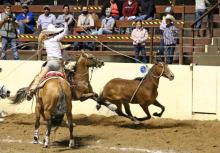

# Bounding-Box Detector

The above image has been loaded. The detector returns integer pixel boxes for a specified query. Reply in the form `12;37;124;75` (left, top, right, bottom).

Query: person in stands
101;0;123;20
131;20;148;63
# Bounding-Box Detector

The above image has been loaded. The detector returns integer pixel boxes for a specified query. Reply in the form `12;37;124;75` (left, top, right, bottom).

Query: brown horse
13;75;74;148
97;62;174;124
64;52;117;111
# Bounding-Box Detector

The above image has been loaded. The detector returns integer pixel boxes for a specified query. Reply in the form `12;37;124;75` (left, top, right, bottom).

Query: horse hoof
43;145;49;148
32;140;39;144
153;112;162;117
96;104;101;110
69;139;75;148
133;119;141;125
108;104;117;112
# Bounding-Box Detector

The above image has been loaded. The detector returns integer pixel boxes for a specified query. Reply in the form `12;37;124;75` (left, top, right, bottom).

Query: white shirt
44;23;68;59
195;0;210;10
37;13;56;30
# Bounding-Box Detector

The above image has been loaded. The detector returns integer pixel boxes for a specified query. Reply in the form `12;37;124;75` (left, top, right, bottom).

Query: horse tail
12;87;28;104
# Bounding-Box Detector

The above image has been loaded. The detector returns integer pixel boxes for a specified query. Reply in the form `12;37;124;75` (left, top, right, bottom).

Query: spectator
131;21;148;63
75;6;95;50
37;5;56;32
14;0;34;5
195;0;211;37
120;0;139;21
0;4;19;60
101;0;123;20
56;4;74;34
135;0;156;21
16;3;35;34
157;6;173;58
160;14;178;64
92;8;115;35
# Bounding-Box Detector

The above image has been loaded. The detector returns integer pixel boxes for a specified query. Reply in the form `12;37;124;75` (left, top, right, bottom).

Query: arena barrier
0;60;219;121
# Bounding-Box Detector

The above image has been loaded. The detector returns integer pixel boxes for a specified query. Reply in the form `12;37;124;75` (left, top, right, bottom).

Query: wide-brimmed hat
43;5;50;10
165;14;175;22
41;24;64;35
22;3;29;9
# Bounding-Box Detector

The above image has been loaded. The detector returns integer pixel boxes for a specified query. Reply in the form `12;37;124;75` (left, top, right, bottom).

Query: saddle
38;71;66;89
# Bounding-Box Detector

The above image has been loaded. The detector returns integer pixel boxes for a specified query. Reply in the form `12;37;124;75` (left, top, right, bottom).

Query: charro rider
26;18;69;100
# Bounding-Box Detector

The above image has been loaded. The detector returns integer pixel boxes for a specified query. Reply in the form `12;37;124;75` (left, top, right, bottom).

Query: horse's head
0;85;10;99
81;52;104;68
152;62;174;80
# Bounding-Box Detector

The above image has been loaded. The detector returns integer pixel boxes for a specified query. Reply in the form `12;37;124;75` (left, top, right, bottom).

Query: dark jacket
122;0;139;17
101;0;123;17
138;0;156;19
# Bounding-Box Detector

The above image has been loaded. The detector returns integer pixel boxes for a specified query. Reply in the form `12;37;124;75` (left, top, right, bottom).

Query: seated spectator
92;8;115;35
37;5;56;32
131;21;148;63
101;0;123;20
74;6;95;50
56;4;74;34
135;0;155;21
77;6;95;34
16;4;35;34
15;0;34;5
160;14;178;64
120;0;139;21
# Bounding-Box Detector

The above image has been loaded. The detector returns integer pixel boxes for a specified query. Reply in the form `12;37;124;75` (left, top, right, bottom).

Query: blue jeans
92;28;112;35
195;9;206;28
164;44;175;64
135;15;153;21
1;37;19;60
134;45;147;63
17;22;34;34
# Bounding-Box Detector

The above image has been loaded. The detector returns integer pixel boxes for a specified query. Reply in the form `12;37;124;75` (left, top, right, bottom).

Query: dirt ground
0;114;220;153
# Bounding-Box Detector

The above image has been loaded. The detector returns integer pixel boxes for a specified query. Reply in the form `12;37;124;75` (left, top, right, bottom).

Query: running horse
13;70;74;148
97;62;174;124
64;52;116;111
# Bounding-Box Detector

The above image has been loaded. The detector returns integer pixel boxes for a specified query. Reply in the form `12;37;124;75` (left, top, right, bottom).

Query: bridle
149;62;165;78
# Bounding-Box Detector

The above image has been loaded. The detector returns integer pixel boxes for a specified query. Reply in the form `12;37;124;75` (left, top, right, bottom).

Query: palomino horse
13;73;74;148
97;62;174;124
64;52;116;111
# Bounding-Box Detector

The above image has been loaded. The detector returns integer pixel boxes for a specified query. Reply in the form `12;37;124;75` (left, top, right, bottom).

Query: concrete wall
0;60;219;120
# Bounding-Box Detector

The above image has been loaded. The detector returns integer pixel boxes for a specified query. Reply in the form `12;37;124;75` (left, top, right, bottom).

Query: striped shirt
162;24;178;45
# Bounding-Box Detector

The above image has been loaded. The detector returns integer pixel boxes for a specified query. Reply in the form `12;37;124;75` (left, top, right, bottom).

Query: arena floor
0;114;220;153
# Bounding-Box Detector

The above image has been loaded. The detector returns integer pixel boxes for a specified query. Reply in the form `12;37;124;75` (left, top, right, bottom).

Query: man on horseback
26;17;69;100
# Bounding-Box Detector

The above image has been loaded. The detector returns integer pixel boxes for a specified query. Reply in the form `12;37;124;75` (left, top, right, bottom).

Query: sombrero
41;24;64;35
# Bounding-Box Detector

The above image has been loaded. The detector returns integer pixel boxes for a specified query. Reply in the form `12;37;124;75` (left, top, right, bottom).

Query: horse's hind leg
66;100;75;148
43;111;52;148
33;102;42;144
96;95;117;111
123;103;140;124
138;104;151;121
152;100;165;117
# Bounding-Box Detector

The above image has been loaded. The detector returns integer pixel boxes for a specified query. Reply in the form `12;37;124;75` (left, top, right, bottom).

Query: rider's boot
26;76;41;101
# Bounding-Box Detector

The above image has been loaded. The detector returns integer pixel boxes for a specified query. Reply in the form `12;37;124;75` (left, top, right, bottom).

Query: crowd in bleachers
0;0;214;64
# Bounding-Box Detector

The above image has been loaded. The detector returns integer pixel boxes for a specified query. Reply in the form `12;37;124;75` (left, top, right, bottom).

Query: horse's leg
33;102;42;144
96;95;117;111
115;103;133;120
43;111;52;148
152;100;165;117
123;103;140;124
138;104;152;121
66;111;75;148
66;95;75;148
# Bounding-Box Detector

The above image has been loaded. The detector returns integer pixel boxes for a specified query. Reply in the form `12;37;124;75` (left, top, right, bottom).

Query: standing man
0;4;19;60
131;21;148;63
195;0;210;37
16;3;35;34
160;14;178;64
